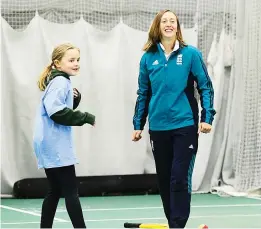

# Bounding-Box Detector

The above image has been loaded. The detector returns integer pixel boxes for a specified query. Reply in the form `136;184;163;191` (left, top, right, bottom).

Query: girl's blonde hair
143;9;186;52
38;43;79;91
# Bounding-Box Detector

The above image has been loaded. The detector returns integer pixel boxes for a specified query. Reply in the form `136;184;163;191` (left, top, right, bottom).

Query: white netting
234;0;261;192
1;0;196;30
1;0;226;59
1;0;261;194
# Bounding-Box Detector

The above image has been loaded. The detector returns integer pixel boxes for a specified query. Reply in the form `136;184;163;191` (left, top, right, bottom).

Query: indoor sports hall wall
1;0;261;197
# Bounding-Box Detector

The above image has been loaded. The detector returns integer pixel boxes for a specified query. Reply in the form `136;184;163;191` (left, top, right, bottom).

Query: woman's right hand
132;130;142;142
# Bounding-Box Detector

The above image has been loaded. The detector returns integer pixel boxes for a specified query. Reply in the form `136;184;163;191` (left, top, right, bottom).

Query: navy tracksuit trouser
149;125;198;228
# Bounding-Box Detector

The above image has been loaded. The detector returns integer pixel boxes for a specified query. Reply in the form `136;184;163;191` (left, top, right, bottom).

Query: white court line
15;203;261;213
15;204;261;213
1;214;261;225
0;205;67;222
54;203;261;212
1;222;45;225
248;196;261;201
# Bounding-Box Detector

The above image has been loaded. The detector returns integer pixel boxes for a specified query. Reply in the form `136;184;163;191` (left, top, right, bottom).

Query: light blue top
33;76;78;169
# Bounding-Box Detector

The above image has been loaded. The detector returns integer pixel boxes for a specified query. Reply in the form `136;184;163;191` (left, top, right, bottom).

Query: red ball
198;224;208;229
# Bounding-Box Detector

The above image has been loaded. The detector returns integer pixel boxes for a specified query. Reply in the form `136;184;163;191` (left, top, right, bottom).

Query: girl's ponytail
38;63;53;91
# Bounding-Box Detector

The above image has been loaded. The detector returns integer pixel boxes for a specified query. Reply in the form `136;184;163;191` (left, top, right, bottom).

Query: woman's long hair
143;10;187;52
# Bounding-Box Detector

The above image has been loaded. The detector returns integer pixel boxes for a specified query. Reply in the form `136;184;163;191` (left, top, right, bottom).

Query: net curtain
1;13;198;194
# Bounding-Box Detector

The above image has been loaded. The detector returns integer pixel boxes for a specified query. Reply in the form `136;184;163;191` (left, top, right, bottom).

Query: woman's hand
198;122;212;134
132;130;143;141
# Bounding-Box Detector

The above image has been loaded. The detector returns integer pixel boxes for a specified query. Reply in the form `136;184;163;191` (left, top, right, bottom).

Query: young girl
132;10;216;228
33;43;95;228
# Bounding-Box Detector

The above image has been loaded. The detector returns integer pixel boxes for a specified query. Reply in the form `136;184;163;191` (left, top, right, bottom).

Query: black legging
40;165;86;228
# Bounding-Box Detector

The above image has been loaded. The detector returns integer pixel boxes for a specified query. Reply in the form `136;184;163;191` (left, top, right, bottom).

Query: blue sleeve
133;55;151;130
191;49;216;125
43;77;69;117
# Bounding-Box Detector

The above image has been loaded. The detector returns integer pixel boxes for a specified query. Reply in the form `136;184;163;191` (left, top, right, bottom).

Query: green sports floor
1;194;261;228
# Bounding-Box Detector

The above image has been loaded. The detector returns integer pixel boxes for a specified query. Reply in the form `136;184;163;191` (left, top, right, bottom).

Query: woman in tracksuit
132;10;216;228
33;43;95;228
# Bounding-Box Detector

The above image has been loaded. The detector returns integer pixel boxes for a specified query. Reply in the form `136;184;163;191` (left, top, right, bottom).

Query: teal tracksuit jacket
133;43;216;131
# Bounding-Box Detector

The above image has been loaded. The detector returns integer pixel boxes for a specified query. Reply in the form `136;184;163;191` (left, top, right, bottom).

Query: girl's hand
73;88;80;98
